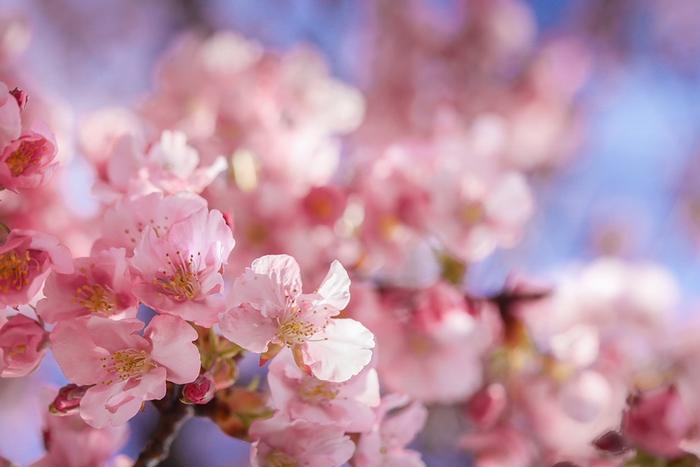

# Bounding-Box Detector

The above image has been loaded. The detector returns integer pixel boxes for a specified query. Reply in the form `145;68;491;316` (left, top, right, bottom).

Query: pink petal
145;315;200;384
80;367;167;428
302;319;375;383
50;318;111;385
0;83;20;146
234;255;302;311
381;400;428;449
219;303;278;353
315;260;351;312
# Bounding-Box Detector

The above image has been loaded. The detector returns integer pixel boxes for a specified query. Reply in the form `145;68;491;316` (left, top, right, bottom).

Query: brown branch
134;386;194;467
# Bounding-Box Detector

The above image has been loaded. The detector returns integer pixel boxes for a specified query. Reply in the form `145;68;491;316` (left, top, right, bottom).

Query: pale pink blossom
354;394;427;467
267;348;380;432
431;170;534;262
0;314;47;377
95;130;226;201
131;207;234;326
31;400;128;467
94;192;208;254
50;315;200;427
78;107;141;167
145;130;226;193
37;248;138;323
351;282;492;403
352;148;433;274
249;415;355;467
0;129;57;192
220;254;374;382
143;33;363;192
301;185;347;227
522;370;626;460
0;229;73;306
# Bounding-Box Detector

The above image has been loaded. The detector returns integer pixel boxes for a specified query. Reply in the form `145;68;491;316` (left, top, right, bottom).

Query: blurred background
2;0;700;465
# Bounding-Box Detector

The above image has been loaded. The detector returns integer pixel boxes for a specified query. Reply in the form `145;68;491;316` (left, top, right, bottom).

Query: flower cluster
1;1;699;467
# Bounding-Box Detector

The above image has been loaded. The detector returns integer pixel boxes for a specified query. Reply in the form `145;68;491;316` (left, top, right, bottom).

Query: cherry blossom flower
354;394;427;467
0;82;59;192
351;282;494;403
621;386;694;459
31;401;128;467
0;314;47;377
0;229;72;306
249;415;355;467
37;248;138;323
220;254;374;382
0;129;57;192
95;130;226;201
431;170;534;262
50;315;200;427
131;207;234;326
301;185;347;227
95;192;208;254
267;348;380;432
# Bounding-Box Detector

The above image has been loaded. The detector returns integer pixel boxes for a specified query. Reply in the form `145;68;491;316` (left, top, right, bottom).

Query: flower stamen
100;349;153;384
0;250;32;292
75;283;115;315
5;139;47;176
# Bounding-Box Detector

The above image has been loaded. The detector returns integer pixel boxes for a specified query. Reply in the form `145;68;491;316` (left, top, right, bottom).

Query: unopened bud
49;384;89;416
466;383;507;428
181;374;215;405
593;430;627;454
9;87;27;110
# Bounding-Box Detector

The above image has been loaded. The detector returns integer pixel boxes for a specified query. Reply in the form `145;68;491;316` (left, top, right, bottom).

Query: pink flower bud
466;383;507;429
49;384;89;416
181;374;215;405
622;385;691;459
9;87;27;110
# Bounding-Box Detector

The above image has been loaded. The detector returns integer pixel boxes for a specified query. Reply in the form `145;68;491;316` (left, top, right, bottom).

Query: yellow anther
100;349;153;382
0;250;32;292
75;283;115;315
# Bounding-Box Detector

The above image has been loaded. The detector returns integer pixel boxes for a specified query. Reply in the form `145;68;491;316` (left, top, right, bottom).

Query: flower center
100;349;153;384
156;251;200;301
299;380;339;403
408;334;435;355
8;343;27;357
264;451;297;467
277;317;316;346
308;196;333;220
0;250;32;292
5;139;46;176
379;215;401;240
246;224;268;246
75;283;115;315
462;201;484;225
159;268;198;301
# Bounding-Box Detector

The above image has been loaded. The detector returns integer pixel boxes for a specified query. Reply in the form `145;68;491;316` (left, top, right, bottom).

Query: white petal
302;319;374;383
315;260;351;311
